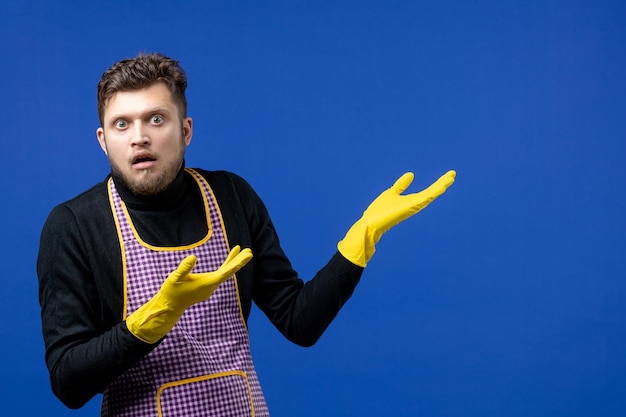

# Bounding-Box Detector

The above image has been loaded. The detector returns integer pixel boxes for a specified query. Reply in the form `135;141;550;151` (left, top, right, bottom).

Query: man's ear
96;127;108;155
183;117;193;146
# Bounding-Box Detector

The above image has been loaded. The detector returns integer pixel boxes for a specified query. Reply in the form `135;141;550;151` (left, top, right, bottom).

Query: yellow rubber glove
337;170;456;267
126;245;253;344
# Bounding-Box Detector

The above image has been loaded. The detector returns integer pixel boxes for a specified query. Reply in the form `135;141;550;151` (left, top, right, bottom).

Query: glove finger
171;255;197;281
187;249;252;290
424;170;456;196
437;170;456;188
223;245;241;265
216;248;253;278
405;170;456;211
391;172;415;194
224;248;253;273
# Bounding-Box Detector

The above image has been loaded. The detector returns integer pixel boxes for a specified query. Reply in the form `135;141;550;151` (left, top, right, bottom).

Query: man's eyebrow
107;107;172;121
145;106;172;114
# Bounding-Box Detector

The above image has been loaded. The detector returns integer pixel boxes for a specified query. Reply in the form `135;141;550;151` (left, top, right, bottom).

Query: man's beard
108;136;186;196
111;160;181;196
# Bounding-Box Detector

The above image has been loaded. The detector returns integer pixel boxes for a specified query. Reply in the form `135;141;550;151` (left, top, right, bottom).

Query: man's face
96;82;192;196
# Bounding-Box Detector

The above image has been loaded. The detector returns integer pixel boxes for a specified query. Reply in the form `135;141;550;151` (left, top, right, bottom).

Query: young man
38;53;455;416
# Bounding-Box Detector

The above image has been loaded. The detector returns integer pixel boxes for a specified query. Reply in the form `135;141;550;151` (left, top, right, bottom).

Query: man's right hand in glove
126;245;253;344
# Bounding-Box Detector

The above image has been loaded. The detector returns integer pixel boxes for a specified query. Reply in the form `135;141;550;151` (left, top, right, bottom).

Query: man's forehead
103;83;176;117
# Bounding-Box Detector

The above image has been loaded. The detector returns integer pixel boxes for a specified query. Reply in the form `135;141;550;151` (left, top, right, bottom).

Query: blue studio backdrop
1;1;625;416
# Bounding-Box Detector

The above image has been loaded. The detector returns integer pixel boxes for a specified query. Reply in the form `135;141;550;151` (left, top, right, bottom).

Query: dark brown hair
97;52;187;124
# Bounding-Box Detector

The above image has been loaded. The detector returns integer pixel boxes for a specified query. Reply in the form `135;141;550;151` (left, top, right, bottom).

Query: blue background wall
1;1;625;416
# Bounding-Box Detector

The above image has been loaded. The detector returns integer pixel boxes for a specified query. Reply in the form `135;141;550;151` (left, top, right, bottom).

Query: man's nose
131;122;150;145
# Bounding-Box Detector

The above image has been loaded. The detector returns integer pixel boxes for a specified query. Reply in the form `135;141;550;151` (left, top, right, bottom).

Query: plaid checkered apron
101;169;269;417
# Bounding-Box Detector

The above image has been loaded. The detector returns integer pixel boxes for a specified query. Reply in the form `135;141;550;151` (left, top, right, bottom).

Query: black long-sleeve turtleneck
37;166;363;409
113;165;208;246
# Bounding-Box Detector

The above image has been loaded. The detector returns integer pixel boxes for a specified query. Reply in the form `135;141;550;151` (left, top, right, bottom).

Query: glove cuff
126;294;184;344
337;220;376;267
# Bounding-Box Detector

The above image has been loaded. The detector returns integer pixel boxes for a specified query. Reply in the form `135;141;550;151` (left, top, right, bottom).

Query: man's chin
110;154;184;196
129;177;168;196
114;170;167;196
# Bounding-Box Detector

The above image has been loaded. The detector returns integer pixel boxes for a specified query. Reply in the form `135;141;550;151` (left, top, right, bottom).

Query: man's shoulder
190;168;254;193
62;179;109;208
46;179;111;224
190;168;262;211
191;168;245;182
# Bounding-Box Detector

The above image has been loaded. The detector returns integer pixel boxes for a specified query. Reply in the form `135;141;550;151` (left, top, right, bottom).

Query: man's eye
151;115;163;124
115;120;127;129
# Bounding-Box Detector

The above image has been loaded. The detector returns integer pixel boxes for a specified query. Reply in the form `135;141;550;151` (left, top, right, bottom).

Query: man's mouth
131;153;157;169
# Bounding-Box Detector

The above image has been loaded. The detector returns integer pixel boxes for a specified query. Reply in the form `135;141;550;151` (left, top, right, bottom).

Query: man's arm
208;171;364;346
37;204;155;409
213;170;454;347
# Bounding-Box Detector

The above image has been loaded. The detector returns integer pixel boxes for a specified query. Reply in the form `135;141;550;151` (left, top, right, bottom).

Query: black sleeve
209;171;364;347
37;204;156;409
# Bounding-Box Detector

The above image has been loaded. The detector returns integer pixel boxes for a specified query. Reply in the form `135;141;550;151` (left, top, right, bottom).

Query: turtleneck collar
112;163;189;211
